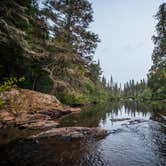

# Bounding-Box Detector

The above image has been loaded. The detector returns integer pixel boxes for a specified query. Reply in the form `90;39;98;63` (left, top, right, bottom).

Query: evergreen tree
0;0;112;105
88;59;102;82
123;79;150;100
102;76;106;87
43;0;100;57
148;3;166;99
109;75;113;90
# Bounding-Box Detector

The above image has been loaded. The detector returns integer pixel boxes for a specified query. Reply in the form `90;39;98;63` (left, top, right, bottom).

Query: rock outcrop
0;88;80;129
29;127;107;141
0;88;107;142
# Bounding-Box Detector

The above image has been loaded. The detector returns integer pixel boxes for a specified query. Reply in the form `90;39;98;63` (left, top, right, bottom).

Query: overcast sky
90;0;165;85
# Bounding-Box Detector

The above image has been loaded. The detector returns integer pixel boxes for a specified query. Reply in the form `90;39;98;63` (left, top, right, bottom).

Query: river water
0;102;166;166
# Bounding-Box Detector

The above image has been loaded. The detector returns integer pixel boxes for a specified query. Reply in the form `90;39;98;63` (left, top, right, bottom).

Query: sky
90;0;165;85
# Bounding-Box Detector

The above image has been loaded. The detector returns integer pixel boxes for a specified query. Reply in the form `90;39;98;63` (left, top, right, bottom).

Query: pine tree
148;3;166;99
102;76;106;87
43;0;100;57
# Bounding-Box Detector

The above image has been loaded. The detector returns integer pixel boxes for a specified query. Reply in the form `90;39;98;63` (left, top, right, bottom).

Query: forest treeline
0;0;116;105
123;79;151;100
0;0;165;104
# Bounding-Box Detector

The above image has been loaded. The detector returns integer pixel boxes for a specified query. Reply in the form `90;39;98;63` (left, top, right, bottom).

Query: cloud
135;42;144;49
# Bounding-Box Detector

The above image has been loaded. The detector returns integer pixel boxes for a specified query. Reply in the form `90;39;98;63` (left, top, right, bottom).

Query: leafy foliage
0;77;25;93
0;77;25;107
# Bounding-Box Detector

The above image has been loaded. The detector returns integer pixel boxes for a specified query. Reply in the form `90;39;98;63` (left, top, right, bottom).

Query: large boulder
0;88;61;113
0;88;80;129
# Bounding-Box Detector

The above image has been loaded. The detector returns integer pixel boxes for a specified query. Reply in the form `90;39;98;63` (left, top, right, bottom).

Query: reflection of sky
90;0;165;85
98;103;166;166
99;105;151;130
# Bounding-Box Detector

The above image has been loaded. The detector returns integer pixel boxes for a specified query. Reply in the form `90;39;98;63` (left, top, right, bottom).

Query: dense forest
0;1;166;166
0;0;115;105
0;0;165;105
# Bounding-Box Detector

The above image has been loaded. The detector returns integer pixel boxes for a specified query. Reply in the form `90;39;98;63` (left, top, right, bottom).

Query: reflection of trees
0;138;106;166
123;102;151;117
61;102;122;127
61;101;166;128
60;101;166;165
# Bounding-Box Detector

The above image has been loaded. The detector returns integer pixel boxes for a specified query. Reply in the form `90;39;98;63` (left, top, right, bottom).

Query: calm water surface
0;102;166;166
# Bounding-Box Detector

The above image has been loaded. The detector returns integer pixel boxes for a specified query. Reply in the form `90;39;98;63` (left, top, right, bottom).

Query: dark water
0;102;166;166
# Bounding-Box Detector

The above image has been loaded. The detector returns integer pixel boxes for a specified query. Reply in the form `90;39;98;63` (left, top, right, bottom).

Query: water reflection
0;138;106;166
0;102;166;166
60;102;122;127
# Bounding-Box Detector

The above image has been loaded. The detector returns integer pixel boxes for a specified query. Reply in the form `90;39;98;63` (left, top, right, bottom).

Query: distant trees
123;79;152;100
102;75;122;99
148;3;166;99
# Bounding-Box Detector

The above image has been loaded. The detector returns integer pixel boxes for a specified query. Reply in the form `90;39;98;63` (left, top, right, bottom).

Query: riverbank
0;88;107;141
0;102;166;166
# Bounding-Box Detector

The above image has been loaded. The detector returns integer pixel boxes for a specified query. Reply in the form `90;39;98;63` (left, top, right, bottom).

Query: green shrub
0;77;25;93
82;80;95;93
138;88;152;100
0;77;25;107
0;99;4;108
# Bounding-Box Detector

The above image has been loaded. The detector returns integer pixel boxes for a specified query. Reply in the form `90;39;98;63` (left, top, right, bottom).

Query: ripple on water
0;102;166;166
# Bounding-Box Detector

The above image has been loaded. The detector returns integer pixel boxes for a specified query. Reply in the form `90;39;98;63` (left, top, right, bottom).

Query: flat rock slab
29;127;108;142
19;120;60;130
128;119;148;125
110;118;131;122
0;88;80;129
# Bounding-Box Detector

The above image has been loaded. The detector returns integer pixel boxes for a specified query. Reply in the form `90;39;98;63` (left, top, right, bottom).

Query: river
0;102;166;166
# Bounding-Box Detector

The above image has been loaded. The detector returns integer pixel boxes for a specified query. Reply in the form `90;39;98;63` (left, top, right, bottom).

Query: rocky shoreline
0;88;107;142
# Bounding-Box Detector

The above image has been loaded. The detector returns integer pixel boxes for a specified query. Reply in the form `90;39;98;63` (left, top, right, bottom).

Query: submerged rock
110;118;131;122
29;127;108;142
128;119;148;125
18;120;60;130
